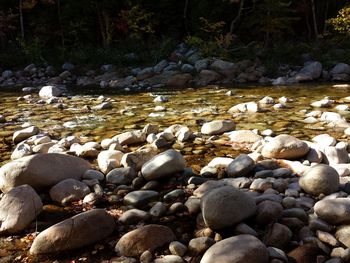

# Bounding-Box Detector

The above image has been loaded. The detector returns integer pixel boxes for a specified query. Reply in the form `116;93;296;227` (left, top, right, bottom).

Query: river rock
195;69;221;86
113;130;146;146
324;146;350;164
264;223;292;249
288;243;322;263
228;101;260;113
188;237;215;255
39;85;63;99
335;225;350;248
13;126;39;144
106;167;137;185
200;186;256;230
228;130;262;144
255;200;283;225
169;241;187;256
121;147;157;171
261;134;309;159
115;224;175;257
49;179;91;205
30;209;115;254
330;63;350;76
141;149;186;180
0;185;42;234
200;234;269;263
226;154;255;177
0;153;91;192
299;164;339;196
314;198;350;225
201;120;235;135
97;150;124;174
124;190;159;207
118;209;151;225
297;61;322;80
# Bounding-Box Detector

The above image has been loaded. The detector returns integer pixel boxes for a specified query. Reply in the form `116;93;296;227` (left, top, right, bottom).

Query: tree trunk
57;0;65;51
310;0;318;38
229;0;244;35
183;0;190;36
19;0;24;40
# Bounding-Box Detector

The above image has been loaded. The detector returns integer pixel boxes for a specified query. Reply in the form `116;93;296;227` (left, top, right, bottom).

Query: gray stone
264;223;292;249
188;237;215;255
169;241;187;257
49;179;90;205
226;154;255;177
39;85;63;99
255;200;283;225
124;190;159;207
0;185;42;234
30;209;115;254
314;198;350;225
141;149;186;180
106;167;137;185
0;153;91;192
13;126;39;144
261;134;309;159
201;120;235;135
200;234;269;263
118;209;151;225
200;186;256;230
115;224;175;257
299;164;339;196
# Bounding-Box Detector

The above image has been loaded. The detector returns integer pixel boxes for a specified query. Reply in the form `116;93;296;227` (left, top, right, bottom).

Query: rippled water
1;84;349;165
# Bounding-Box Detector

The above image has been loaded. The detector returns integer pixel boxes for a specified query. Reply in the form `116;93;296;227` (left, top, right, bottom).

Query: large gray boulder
0;153;91;192
299;164;339;196
115;224;175;257
201;120;235;135
314;198;350;225
201;234;269;263
0;185;42;234
200;186;256;230
141;149;186;180
296;61;322;80
261;135;309;159
30;209;115;254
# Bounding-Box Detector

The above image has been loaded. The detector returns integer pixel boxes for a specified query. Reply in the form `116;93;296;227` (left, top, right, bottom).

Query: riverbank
1;84;350;262
1;44;350;91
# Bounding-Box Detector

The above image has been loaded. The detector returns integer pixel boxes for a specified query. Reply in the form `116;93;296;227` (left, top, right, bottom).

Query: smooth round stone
169;241;187;256
118;209;151;225
200;186;256;230
124;190;159;208
314;198;350;225
336;226;350;248
200;234;269;263
264;223;292;249
13;126;39;144
261;134;309;159
115;224;175;257
141;149;186;181
255;200;283;225
201;120;235;135
226;154;255;177
188;237;215;255
154;255;184;263
106;167;137;185
299;164;339;196
149;202;167;217
49;179;90;205
82;169;105;181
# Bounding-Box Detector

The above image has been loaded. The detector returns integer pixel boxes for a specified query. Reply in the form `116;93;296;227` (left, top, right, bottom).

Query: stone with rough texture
261;135;309;159
314;198;350;225
115;224;175;257
30;209;115;254
0;185;42;234
200;186;256;230
49;179;91;205
0;153;91;192
201;120;235;135
299;164;339;196
141;149;186;180
200;234;269;263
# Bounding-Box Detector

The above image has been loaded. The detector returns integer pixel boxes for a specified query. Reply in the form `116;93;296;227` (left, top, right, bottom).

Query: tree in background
328;4;350;35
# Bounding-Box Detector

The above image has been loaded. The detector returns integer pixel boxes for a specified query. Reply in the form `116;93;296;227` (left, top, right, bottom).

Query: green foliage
18;37;44;63
119;5;156;38
327;5;350;35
